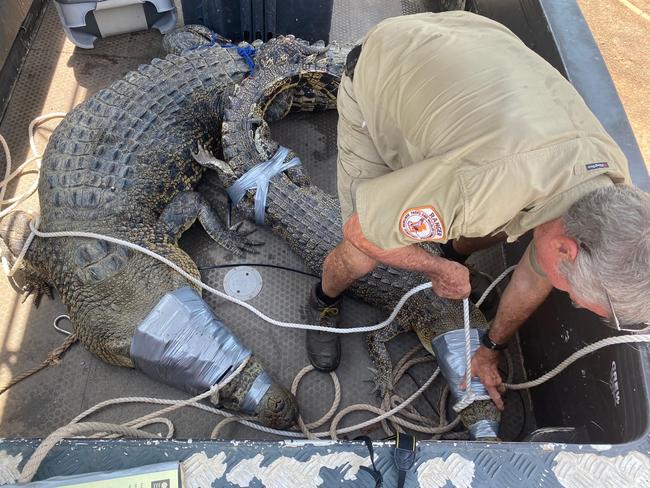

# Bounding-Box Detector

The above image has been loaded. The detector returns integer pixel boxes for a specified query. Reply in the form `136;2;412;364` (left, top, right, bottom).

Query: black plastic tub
180;0;334;43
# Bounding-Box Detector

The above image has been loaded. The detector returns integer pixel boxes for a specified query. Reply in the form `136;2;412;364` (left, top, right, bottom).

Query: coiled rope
17;357;250;483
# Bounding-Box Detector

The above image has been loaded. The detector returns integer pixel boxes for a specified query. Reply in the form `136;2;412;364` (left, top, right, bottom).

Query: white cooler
54;0;177;49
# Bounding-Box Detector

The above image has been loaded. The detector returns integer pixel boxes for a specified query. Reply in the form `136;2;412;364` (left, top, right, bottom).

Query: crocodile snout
254;382;299;430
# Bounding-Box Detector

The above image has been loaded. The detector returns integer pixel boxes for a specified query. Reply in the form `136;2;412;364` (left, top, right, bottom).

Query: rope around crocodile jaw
4;114;650;483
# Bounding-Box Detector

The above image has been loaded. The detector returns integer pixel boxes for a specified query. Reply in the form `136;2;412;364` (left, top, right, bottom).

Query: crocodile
0;42;332;430
209;36;501;435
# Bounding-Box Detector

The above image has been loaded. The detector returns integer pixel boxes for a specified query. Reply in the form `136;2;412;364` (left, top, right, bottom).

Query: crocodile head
217;355;299;430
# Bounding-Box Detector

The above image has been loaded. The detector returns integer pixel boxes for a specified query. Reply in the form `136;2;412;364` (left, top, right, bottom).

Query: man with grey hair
305;11;650;410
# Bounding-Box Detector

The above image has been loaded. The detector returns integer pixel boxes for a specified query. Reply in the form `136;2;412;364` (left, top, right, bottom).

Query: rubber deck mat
0;1;534;441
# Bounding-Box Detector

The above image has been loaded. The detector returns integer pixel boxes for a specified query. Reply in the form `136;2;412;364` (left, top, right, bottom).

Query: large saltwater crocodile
0;40;324;429
0;33;499;436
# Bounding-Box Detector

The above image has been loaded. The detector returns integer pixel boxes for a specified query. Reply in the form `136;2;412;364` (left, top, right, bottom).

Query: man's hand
462;346;505;411
426;259;471;300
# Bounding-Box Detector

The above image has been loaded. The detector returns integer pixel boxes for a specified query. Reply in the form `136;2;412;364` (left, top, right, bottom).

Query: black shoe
306;285;341;372
468;266;500;321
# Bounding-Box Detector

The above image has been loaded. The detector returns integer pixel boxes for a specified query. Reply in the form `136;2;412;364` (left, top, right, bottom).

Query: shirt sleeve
354;157;464;249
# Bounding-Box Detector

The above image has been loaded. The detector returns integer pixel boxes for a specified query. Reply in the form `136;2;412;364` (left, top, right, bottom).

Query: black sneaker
306;284;341;372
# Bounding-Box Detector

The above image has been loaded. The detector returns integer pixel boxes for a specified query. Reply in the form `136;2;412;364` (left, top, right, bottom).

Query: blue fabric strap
236;45;256;74
222;43;255;74
187;32;256;74
227;146;301;225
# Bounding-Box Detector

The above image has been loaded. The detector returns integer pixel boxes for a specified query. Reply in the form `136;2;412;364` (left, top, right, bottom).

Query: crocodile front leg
158;191;261;255
366;318;409;397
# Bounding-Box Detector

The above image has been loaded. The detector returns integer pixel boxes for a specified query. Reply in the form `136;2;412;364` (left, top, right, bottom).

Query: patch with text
399;206;446;242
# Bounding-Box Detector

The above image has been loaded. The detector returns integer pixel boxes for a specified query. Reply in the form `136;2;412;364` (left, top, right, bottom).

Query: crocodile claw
365;366;393;398
217;222;265;256
229;221;245;232
22;279;54;308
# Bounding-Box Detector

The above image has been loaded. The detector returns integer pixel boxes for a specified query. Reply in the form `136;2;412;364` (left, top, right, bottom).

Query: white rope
475;266;516;308
0;113;66;219
61;326;650;444
454;266;516;411
503;334;650;389
21;218;433;334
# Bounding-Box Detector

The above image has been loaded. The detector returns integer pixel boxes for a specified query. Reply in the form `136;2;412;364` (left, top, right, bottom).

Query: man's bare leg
306;239;378;372
321;239;379;298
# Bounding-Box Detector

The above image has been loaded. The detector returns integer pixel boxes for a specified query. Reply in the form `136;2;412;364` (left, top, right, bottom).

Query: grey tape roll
130;287;252;395
431;328;499;439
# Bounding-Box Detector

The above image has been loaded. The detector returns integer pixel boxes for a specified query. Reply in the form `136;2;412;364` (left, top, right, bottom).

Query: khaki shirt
345;12;630;249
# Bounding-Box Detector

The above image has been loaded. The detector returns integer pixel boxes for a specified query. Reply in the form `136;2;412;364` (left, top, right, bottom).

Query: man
305;11;650;410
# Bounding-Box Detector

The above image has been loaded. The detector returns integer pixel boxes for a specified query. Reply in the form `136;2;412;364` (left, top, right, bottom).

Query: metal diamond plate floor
0;0;533;442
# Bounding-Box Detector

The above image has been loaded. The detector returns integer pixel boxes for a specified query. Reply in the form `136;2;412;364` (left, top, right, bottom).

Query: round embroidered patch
399;206;446;241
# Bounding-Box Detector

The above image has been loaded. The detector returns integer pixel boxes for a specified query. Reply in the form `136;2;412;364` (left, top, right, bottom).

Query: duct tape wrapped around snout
130;287;271;413
431;329;499;439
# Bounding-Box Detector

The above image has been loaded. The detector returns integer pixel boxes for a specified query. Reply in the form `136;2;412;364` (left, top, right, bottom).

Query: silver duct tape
130;287;252;395
431;328;499;439
240;371;272;413
226;145;302;225
430;328;487;403
469;419;500;439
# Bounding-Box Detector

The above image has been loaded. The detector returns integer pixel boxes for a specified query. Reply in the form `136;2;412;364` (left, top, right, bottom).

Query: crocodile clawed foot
217;221;265;256
230;221;261;240
21;277;53;308
217;356;298;429
365;367;393;398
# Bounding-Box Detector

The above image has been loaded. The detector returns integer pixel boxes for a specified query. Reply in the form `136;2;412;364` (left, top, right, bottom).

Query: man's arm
343;213;471;299
467;242;553;409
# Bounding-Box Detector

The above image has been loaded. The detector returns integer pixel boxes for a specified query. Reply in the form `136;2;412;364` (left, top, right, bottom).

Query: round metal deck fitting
223;266;263;301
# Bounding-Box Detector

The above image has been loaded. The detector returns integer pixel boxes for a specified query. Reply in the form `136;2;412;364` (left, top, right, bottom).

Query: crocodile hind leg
366;318;410;397
158;191;262;256
20;266;54;307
